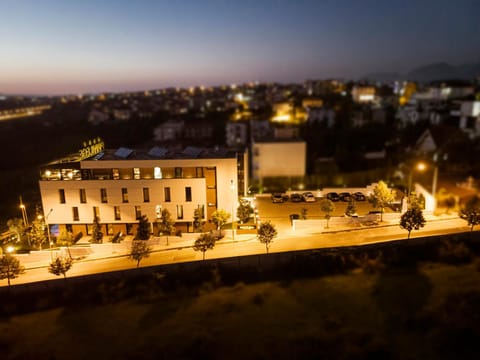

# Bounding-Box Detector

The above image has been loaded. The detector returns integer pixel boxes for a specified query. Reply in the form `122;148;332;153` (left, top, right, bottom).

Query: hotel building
39;144;248;238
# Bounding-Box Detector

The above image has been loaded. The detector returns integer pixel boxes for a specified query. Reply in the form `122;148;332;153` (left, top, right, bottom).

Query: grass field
1;256;479;360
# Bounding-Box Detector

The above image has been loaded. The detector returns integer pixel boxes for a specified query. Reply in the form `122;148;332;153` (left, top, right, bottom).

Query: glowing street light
19;196;29;227
230;180;236;241
407;161;439;210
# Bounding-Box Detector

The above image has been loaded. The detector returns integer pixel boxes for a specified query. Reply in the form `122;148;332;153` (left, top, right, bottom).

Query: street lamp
407;160;439;210
230;180;236;241
19;196;29;227
407;162;427;196
45;208;53;251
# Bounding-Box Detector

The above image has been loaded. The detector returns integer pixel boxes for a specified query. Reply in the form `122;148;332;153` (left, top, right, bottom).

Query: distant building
153;120;185;141
88;109;110;125
112;107;131;121
226;121;248;147
251;138;306;182
183;120;214;141
352;86;376;103
459;101;480;135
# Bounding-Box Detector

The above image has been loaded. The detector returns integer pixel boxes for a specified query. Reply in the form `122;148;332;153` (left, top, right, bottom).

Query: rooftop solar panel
114;147;133;159
148;146;168;157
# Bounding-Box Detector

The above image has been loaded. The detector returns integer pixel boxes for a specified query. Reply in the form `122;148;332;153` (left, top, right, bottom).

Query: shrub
437;239;472;264
351;252;385;274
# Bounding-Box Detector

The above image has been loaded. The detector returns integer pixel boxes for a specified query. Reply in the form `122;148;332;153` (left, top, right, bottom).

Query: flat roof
42;146;240;167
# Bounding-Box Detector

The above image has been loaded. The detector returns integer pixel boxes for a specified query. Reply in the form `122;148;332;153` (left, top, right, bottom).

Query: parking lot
254;193;388;227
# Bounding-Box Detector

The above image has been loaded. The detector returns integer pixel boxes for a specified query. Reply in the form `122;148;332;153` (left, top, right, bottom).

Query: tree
237;203;253;224
56;230;74;259
257;221;277;254
7;218;25;245
193;232;216;261
158;209;175;245
0;254;25;287
135;215;151;240
30;215;47;250
459;195;480;232
193;208;204;232
211;209;230;231
437;188;456;214
319;198;335;228
129;240;152;268
399;200;426;239
91;216;103;244
48;256;73;279
368;180;395;222
345;198;357;217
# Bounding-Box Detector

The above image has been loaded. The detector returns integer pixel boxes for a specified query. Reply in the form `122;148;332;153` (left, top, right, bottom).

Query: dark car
271;193;285;203
339;192;352;202
326;192;340;202
290;193;303;202
352;192;366;201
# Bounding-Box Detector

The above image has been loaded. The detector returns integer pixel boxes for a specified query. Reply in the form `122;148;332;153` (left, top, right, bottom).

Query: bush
351;252;385;274
437;239;472;264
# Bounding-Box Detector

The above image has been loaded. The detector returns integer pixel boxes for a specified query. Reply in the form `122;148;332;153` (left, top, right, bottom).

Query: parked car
339;192;352;202
302;192;316;202
290;193;303;202
271;193;285;203
352;192;366;201
326;192;340;202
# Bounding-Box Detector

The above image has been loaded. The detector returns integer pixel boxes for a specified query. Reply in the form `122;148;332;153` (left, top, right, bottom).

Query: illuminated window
196;167;203;177
114;206;121;220
59;189;66;204
112;168;120;180
93;206;100;219
143;187;150;202
198;204;205;218
135;206;142;220
122;188;128;203
185;187;192;202
155;205;162;219
154;167;162;179
133;168;141;180
164;187;171;202
176;205;183;219
72;207;79;221
79;189;87;203
100;188;107;203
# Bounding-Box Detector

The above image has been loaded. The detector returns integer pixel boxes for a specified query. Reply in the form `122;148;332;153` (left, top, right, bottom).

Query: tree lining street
1;212;473;287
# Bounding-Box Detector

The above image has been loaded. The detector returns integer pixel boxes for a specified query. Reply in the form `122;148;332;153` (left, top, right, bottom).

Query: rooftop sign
79;137;104;160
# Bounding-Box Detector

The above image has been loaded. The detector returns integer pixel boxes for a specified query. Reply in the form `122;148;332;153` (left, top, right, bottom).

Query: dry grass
1;261;480;360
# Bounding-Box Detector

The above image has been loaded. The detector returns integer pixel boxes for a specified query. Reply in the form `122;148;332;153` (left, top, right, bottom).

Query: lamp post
230;180;236;241
407;161;439;210
407;162;426;196
45;208;53;251
19;196;29;227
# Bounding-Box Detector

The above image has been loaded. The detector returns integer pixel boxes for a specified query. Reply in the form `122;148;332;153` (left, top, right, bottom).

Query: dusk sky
1;0;479;95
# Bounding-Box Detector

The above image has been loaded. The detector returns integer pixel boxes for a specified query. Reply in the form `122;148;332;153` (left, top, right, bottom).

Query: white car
302;192;316;202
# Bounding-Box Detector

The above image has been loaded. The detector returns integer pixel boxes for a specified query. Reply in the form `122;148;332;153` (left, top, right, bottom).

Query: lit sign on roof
79;137;105;160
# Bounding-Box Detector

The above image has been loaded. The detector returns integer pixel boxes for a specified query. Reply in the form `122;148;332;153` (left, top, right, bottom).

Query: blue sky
1;0;479;95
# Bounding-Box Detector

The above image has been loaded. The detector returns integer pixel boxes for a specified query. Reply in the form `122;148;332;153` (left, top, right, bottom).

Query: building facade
38;146;248;238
